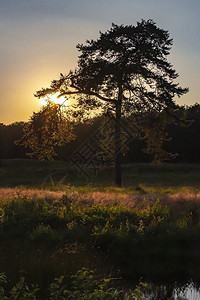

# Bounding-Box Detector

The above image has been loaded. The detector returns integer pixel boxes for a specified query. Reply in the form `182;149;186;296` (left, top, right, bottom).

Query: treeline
0;122;26;159
0;104;200;163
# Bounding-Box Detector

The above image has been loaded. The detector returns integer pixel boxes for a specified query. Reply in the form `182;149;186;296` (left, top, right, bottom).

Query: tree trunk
114;84;122;187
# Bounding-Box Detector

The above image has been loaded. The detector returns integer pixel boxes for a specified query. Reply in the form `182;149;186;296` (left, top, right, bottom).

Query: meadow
1;159;200;299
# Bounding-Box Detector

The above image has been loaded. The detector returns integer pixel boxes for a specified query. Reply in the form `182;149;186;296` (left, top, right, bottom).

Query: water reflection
174;283;200;299
142;282;200;300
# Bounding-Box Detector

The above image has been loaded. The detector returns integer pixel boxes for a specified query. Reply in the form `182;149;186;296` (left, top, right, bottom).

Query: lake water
138;282;200;299
174;283;200;300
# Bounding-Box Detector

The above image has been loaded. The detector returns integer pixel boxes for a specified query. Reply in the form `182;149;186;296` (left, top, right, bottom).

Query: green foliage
129;282;147;300
10;274;39;300
0;273;7;299
61;269;122;299
0;197;196;243
29;224;63;244
0;272;39;299
1;196;200;289
0;269;147;299
49;276;66;300
141;200;170;226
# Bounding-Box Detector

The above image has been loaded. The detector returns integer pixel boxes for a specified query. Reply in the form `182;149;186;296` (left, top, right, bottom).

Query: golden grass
77;191;200;211
0;187;200;213
0;187;64;203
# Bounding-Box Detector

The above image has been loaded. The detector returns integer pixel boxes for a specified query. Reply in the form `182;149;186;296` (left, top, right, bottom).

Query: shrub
0;269;147;299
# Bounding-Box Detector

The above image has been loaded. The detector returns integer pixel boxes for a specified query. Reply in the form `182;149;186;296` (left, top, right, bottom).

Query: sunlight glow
40;92;68;106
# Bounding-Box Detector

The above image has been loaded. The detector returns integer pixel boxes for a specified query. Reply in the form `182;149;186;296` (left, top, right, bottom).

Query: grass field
1;159;200;299
1;158;200;190
1;158;200;210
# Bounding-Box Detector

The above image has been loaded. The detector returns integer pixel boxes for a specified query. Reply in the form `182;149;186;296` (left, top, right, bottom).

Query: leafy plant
0;269;148;299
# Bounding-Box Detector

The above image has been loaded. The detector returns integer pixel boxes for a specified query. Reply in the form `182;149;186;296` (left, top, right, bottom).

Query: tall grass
1;186;200;213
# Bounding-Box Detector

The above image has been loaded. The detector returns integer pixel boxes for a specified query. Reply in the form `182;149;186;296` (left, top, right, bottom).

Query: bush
0;269;147;299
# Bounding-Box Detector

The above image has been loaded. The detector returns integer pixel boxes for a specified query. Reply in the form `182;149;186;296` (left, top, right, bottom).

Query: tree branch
59;83;116;104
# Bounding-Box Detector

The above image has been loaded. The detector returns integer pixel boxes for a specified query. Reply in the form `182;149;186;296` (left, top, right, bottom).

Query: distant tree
0;122;26;159
166;103;200;162
33;19;188;186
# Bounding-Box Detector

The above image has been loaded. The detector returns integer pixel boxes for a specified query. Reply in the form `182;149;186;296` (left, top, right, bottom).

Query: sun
40;92;67;106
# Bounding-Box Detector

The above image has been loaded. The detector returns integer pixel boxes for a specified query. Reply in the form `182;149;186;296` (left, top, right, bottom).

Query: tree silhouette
35;19;188;186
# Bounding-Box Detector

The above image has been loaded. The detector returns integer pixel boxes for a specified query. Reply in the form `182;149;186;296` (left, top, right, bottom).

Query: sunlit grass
1;186;200;215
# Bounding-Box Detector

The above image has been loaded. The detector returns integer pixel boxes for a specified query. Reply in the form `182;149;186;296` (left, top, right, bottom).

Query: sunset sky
0;0;199;124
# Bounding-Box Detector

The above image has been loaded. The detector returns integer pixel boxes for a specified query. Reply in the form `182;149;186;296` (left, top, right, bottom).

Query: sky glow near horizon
39;93;68;106
0;0;199;124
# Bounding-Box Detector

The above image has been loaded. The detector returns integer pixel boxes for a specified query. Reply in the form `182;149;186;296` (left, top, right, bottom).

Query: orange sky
0;0;199;124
